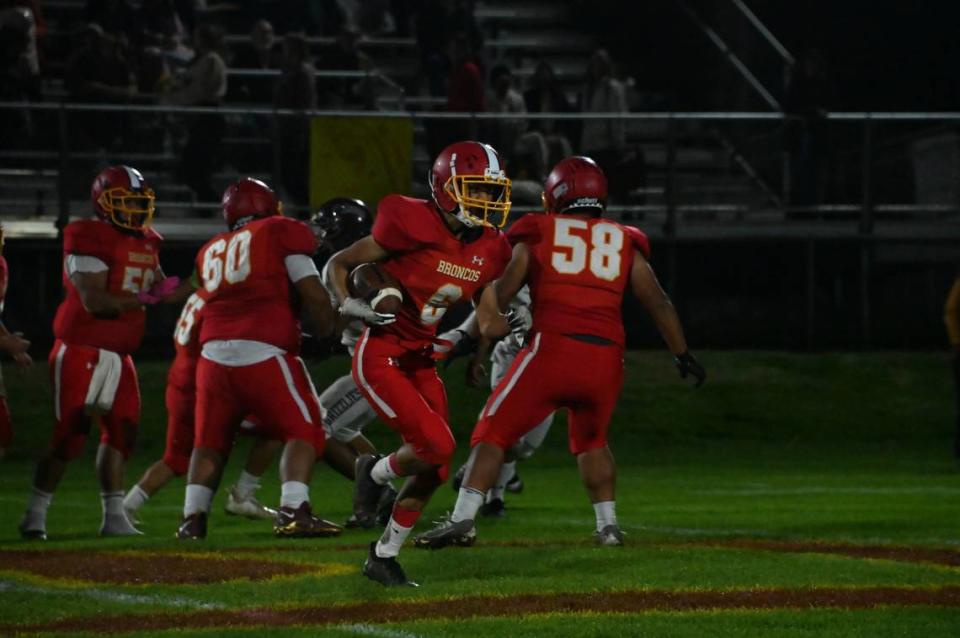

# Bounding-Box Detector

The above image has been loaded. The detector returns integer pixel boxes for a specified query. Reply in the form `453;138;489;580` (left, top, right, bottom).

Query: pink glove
137;276;181;305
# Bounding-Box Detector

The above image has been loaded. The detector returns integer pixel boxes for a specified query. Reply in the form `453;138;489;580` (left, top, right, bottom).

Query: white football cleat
100;513;143;537
225;486;277;520
124;506;142;526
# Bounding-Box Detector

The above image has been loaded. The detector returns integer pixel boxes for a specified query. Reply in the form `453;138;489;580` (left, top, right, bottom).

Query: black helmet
310;197;372;253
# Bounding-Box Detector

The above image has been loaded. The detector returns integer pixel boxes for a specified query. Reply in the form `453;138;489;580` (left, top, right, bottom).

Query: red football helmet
429;141;512;228
542;156;608;215
221;177;282;229
91;165;156;231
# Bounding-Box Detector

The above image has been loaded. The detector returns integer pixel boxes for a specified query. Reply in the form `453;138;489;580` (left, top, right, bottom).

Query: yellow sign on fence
309;117;413;211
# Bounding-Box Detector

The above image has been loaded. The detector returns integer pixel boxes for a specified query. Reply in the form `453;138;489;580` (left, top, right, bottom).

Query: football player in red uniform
19;166;181;540
0;223;34;460
176;177;339;540
123;284;283;524
415;156;705;549
327;141;514;586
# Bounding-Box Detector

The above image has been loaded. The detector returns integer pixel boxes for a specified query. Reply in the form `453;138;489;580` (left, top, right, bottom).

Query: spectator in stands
232;19;281;71
485;64;548;180
486;65;526;148
0;2;40;81
162;23;227;205
64;23;137;150
578;48;631;202
433;32;484;153
944;274;960;462
524;59;575;167
318;24;375;108
783;46;833;208
274;32;317;205
228;19;282;103
0;3;41;149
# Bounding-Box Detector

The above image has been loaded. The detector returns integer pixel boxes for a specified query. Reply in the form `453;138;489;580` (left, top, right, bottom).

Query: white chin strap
455;205;479;227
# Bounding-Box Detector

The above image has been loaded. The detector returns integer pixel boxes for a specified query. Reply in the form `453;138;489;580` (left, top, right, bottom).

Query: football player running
123;282;283;524
0;222;34;460
327;141;513;586
19;166;180;539
415;156;705;550
176;178;339;540
311;198;398;528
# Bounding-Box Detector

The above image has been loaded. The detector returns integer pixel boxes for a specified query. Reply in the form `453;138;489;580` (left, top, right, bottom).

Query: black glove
674;351;706;387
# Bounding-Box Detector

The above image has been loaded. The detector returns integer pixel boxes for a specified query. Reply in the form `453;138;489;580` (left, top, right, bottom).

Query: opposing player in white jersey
310;198;398;527
441;284;554;517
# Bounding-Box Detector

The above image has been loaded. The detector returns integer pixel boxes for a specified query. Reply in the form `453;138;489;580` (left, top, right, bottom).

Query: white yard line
338;624;424;638
0;579;225;610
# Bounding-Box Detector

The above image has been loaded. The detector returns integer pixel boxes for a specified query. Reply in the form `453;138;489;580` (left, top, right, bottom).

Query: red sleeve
506;214;543;246
272;217;318;256
372;195;432;253
624;225;650;259
64;221;113;262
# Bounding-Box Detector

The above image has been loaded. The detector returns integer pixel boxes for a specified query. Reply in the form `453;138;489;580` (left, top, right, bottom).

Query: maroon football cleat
176;512;207;540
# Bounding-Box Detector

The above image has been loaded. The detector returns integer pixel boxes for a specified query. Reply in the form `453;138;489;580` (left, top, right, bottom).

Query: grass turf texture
0;351;958;636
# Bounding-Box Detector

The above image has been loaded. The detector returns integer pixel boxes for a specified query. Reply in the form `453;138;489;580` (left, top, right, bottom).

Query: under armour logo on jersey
472;256;484;266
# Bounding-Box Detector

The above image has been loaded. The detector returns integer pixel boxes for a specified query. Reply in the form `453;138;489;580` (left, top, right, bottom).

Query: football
348;262;403;315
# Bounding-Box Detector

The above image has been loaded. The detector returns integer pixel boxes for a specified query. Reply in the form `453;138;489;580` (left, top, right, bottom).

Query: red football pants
194;353;324;456
48;339;140;460
471;332;624;455
163;352;268;475
352;330;454;475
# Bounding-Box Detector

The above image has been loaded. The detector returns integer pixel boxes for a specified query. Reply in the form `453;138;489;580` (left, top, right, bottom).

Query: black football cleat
176;512;207;540
374;484;399;527
18;514;47;540
274;502;342;538
362;542;418;587
352;454;387;528
505;471;524;494
479;498;506;518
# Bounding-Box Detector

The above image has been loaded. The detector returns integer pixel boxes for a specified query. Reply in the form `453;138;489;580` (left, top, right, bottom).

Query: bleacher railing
3;102;960;348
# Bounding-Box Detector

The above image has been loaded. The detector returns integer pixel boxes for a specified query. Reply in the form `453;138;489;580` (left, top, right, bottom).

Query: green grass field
1;351;959;637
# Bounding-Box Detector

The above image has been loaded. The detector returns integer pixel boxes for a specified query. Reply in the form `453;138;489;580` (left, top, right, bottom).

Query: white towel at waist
84;349;123;415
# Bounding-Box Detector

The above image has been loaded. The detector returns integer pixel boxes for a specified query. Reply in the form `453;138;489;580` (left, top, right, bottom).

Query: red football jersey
53;219;162;354
196;216;317;353
372;195;513;345
507;213;650;347
173;288;208;358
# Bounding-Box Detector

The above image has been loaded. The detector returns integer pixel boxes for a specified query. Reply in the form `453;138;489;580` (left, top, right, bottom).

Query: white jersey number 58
551;218;624;281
